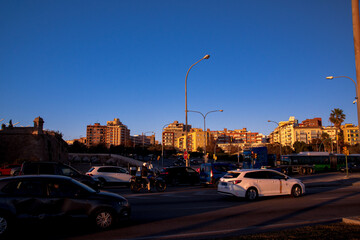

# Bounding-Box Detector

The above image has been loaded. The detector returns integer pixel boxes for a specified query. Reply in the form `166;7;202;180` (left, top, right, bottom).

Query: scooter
130;173;166;193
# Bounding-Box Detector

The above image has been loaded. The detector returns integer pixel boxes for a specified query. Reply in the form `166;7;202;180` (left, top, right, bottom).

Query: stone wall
0;117;68;164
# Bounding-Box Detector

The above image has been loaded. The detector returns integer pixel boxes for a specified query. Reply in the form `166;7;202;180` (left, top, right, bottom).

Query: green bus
279;152;356;175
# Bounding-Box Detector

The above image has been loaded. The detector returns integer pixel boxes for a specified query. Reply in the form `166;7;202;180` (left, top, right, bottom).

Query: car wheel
94;209;115;230
291;185;302;198
246;188;258;201
0;213;10;236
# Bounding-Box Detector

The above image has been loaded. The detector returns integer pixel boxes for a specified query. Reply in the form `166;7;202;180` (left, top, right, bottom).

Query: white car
217;169;305;200
86;166;132;186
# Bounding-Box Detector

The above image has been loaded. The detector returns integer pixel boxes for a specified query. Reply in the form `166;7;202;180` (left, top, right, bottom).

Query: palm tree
329;108;346;153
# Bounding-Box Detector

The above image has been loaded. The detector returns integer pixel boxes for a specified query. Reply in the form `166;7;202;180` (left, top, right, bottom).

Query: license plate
221;182;227;186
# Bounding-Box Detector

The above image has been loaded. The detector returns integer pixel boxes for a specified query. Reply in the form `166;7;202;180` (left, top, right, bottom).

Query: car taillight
232;180;242;184
210;170;213;178
86;173;93;176
162;172;169;175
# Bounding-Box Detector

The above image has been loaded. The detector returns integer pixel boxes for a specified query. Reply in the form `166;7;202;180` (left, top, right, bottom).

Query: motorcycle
130;172;167;193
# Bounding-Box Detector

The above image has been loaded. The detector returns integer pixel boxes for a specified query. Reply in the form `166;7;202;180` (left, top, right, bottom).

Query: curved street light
161;123;171;168
326;75;360;142
185;54;210;167
187;109;223;162
268;120;282;160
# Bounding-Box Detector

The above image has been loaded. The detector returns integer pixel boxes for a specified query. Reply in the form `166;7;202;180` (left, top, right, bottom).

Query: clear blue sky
0;0;357;141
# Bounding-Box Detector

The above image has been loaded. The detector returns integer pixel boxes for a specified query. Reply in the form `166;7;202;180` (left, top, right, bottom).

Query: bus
279;152;360;174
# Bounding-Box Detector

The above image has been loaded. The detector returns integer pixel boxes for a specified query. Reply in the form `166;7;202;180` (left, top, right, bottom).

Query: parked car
160;166;200;185
19;162;101;190
86;166;132;186
190;158;204;165
340;162;360;173
199;162;237;186
217;169;305;201
0;175;130;236
0;164;21;176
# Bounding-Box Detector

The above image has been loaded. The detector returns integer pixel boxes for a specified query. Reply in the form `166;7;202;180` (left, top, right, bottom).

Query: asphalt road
60;180;359;240
7;173;360;240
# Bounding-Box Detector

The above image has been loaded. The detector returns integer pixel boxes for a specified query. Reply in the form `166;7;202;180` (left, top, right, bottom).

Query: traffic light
251;151;255;158
254;153;257;159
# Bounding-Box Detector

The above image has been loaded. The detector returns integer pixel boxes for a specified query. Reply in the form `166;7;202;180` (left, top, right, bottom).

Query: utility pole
352;0;360;133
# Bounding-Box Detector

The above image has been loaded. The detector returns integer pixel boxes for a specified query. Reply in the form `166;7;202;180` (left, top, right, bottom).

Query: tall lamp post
268;120;282;161
161;123;171;168
142;131;155;148
326;75;360;143
185;54;210;167
187;109;223;162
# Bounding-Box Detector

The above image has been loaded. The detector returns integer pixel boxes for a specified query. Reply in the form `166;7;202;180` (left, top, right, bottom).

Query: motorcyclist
141;162;151;191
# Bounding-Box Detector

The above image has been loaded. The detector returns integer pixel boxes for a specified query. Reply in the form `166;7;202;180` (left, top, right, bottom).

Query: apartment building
269;116;360;147
177;128;206;152
294;118;322;144
106;118;131;147
342;124;360;145
86;123;107;146
162;121;191;148
86;118;130;147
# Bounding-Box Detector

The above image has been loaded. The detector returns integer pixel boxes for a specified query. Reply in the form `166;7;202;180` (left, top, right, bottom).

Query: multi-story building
294;118;322;144
86;123;107;146
342;124;360;145
322;126;337;143
269;116;360;148
162;121;191;148
177;128;206;152
86;118;130;147
106;118;130;147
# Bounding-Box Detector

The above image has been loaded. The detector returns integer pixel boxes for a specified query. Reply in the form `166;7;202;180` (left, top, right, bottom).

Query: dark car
340;162;360;173
19;162;101;190
200;162;237;187
160;166;199;185
0;175;130;236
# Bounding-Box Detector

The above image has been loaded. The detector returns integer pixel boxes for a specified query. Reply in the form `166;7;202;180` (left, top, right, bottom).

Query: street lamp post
326;75;360;141
142;131;155;148
185;54;210;167
161;123;171;168
187;109;223;162
268;120;282;161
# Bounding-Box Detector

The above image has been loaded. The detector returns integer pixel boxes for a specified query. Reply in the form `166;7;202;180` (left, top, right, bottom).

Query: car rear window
244;171;267;179
223;172;240;178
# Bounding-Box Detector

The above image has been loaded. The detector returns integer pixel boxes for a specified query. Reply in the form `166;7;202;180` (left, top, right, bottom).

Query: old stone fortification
0;117;68;164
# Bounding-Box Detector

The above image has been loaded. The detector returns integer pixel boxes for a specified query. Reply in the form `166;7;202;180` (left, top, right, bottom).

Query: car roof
228;169;281;173
0;175;72;181
93;166;124;168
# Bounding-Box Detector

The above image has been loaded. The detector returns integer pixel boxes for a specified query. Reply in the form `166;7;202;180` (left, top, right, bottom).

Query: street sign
184;151;188;160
